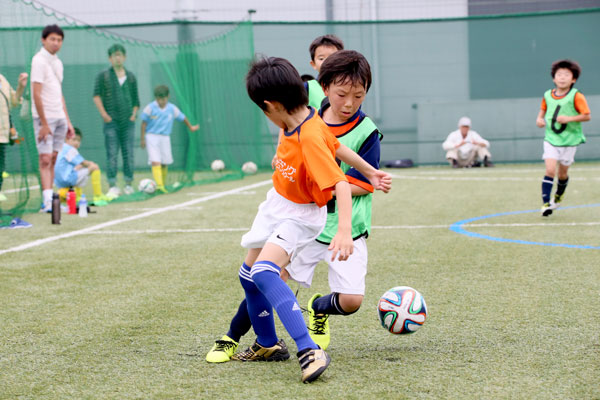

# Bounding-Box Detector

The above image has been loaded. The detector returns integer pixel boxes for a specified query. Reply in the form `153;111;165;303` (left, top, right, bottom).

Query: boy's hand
271;154;279;170
328;231;354;261
367;170;392;193
190;124;200;132
102;113;112;123
536;117;546;128
129;113;136;122
17;72;28;89
556;115;571;124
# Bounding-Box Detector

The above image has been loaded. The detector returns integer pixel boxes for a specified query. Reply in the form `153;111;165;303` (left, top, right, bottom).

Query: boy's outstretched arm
336;144;392;193
184;118;200;132
328;180;353;262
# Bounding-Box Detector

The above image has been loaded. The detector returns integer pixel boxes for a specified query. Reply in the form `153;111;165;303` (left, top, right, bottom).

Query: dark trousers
104;121;135;186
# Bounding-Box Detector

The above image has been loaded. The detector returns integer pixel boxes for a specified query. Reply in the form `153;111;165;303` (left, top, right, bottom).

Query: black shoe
232;339;290;362
451;159;459;168
484;156;494;167
471;160;481;167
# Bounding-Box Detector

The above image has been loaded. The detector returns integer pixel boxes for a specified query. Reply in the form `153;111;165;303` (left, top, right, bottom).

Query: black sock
226;298;252;343
312;293;356;316
556;177;569;197
541;175;554;204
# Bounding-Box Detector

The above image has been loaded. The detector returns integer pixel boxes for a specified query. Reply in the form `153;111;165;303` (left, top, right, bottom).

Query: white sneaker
123;185;134;195
106;186;121;200
40;202;52;213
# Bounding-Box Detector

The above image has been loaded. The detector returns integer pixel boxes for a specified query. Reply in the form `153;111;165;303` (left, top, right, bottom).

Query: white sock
43;189;53;205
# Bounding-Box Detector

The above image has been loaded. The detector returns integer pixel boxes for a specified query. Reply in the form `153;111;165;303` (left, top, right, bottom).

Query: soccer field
2;163;599;399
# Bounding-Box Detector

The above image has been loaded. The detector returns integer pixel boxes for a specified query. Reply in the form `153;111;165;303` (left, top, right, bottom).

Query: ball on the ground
138;178;156;194
242;161;257;174
378;286;427;334
211;159;225;171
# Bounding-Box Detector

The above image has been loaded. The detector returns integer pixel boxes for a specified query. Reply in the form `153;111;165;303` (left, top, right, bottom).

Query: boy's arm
328;180;353;262
130;74;140;121
140;121;147;149
536;109;546;127
93;96;112;123
336;144;391;193
12;73;28;106
32;82;51;142
183;117;199;132
556;113;591;124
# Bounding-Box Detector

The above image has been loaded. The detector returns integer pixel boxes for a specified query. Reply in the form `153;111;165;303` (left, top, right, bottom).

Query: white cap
458;116;471;127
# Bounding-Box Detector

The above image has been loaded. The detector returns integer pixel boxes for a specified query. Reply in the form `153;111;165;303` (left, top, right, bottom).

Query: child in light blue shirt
140;85;198;192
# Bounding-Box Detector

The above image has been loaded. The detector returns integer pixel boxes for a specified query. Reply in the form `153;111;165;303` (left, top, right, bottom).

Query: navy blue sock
226;298;252;343
238;262;277;348
312;293;357;316
541;175;554;204
251;261;317;352
556;177;569;197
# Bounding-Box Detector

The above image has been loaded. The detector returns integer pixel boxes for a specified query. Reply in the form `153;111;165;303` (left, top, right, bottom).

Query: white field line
0;180;272;256
390;175;600;182
3;184;40;194
403;166;600;175
186;191;256;196
122;207;205;211
77;221;600;235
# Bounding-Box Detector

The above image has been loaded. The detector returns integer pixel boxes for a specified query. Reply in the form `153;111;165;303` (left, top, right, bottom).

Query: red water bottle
67;188;77;214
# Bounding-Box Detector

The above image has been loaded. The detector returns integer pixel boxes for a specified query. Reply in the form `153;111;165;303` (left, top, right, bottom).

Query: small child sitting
54;127;110;206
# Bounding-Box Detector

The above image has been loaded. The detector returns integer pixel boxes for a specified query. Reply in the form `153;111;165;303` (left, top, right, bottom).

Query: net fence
0;0;272;225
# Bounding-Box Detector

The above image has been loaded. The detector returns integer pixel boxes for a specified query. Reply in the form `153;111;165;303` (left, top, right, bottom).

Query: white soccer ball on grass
138;178;156;194
242;161;258;174
211;159;225;171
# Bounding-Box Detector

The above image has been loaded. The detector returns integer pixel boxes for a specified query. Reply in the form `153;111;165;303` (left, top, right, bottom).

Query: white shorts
241;187;327;257
543;141;577;166
75;167;90;187
146;133;173;165
286;236;368;295
34;117;68;154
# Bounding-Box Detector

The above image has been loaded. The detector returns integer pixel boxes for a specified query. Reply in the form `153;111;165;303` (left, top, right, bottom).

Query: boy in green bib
535;59;591;216
306;34;344;109
207;50;384;362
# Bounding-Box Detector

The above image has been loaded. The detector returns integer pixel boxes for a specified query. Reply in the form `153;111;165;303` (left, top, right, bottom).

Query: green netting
0;0;273;224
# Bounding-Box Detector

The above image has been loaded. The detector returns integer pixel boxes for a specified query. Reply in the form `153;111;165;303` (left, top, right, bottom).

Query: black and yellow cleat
232;339;290;362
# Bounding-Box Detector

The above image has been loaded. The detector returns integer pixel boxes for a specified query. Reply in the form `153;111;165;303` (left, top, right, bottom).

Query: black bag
384;159;414;168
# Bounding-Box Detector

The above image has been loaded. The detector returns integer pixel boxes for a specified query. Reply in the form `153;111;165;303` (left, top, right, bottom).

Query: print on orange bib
272;107;347;207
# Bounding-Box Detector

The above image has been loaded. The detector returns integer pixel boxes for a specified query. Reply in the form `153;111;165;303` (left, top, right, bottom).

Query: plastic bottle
78;194;88;218
51;193;61;224
67;188;77;214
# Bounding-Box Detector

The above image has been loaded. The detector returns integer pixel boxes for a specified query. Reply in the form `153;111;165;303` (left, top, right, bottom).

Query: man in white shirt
31;24;74;212
442;116;493;168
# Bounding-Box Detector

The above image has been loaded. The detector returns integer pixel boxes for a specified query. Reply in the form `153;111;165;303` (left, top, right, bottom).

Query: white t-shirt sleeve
30;56;46;84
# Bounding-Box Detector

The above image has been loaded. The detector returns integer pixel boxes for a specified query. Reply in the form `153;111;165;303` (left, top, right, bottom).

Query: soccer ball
138;178;156;194
211;159;225;171
242;161;257;174
377;286;427;334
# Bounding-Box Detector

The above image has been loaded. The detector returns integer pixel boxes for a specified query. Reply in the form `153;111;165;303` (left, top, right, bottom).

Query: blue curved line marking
450;203;600;249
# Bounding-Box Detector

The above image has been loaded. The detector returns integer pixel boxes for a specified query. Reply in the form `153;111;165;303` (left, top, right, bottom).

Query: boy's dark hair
74;127;82;138
309;34;344;60
154;85;170;98
108;43;126;57
42;24;64;39
301;74;315;82
551;59;581;81
246;57;308;112
318;50;372;92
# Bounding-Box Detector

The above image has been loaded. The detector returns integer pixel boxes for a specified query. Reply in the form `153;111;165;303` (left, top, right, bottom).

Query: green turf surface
1;164;599;399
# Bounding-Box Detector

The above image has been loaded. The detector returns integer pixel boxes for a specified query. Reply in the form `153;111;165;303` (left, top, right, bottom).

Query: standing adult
0;72;28;203
31;24;74;212
93;44;139;198
442;116;493;168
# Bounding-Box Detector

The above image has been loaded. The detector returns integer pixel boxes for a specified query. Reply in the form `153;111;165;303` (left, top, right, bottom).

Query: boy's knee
338;294;363;314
